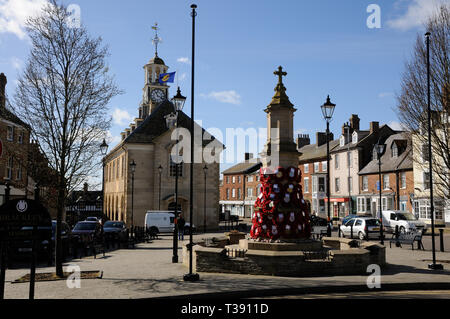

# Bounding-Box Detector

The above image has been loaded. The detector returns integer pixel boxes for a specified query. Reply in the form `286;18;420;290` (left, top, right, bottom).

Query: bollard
350;225;353;239
395;225;400;247
440;229;444;252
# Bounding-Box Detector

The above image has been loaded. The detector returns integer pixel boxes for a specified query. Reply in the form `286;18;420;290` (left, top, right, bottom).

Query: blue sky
0;0;448;177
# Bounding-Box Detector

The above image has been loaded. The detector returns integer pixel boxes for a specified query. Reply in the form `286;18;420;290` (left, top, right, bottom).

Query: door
341;219;355;236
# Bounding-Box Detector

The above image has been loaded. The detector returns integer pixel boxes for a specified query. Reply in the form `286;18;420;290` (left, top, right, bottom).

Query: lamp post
425;32;443;270
100;139;109;219
184;3;200;282
203;165;208;233
375;140;385;245
158;165;163;210
321;95;336;237
166;86;187;264
129;160;136;240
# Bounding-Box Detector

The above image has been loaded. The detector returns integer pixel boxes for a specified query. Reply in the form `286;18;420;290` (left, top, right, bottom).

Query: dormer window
7;126;14;141
352;131;358;144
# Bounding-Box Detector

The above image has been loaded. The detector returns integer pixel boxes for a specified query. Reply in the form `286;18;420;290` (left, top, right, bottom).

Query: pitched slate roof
298;139;340;163
222;159;262;175
358;132;413;175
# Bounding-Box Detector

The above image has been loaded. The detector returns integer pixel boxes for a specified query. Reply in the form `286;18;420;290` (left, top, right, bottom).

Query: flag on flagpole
159;72;176;85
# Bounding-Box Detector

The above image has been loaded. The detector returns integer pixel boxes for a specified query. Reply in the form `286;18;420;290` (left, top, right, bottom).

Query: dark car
103;221;128;242
72;221;103;245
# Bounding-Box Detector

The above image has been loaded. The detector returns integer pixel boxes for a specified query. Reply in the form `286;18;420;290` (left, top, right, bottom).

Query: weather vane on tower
152;22;162;56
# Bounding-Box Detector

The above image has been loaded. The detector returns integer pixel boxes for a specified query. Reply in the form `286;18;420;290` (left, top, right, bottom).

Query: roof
222;159;262;175
298;139;340;163
0;104;31;129
358;132;413;175
149;54;165;65
331;130;370;152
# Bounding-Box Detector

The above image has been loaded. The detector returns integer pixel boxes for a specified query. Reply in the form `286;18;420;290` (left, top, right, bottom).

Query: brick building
219;153;262;218
358;132;414;216
297;133;338;219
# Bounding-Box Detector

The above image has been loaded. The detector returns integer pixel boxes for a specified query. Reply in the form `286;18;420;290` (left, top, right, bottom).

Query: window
340;136;345;147
304;178;309;193
232;176;236;184
247;187;253;197
335;178;340;193
304;164;309;174
400;201;407;211
18;131;23;144
226;189;230;200
357;197;366;212
335;154;339;169
314;162;319;172
416;199;443;220
400;172;406;189
7;126;14;141
362;176;368;191
347;152;352;168
16;164;22;180
322;161;327;172
237;188;241;199
112;161;115;180
6;157;13;180
392;144;398;158
318;177;325;193
352;132;358;144
348;177;353;193
226;176;229;184
422;144;430;162
423;172;430;190
238;176;241;183
312;176;317;193
355;220;362;226
247;175;254;183
232;188;236;198
383;174;390;190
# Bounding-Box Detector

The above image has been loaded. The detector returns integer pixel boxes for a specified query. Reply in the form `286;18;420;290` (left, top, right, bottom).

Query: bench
389;230;424;250
311;226;328;240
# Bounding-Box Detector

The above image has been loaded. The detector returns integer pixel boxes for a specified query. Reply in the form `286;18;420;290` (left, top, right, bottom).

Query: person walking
178;214;186;241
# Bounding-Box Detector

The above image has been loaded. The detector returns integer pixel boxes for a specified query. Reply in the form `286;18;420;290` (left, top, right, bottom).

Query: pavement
2;231;450;299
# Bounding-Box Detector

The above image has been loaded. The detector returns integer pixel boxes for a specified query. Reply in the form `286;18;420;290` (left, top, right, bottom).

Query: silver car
340;217;382;240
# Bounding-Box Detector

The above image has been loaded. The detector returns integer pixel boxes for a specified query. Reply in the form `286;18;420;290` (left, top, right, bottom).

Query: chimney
0;73;6;109
135;118;143;127
121;132;127;141
245;153;253;161
316;132;334;147
370;121;379;134
83;182;88;193
349;114;360;131
296;134;310;149
125;128;131;137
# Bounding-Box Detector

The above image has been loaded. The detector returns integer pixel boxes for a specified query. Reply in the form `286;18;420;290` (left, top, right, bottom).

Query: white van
144;211;175;234
378;210;427;234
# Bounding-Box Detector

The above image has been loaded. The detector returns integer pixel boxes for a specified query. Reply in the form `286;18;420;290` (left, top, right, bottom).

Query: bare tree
14;0;121;276
395;5;450;202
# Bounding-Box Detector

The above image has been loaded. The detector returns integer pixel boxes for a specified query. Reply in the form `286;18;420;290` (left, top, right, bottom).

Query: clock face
151;89;165;103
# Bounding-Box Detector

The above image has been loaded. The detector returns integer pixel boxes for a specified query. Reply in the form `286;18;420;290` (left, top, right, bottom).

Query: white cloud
106;130;122;145
0;0;49;39
200;90;242;105
387;0;446;31
112;108;133;126
177;57;190;64
10;56;23;70
389;121;408;131
378;92;394;98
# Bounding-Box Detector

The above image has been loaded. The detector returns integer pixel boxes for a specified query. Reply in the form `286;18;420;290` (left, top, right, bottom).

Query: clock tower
140;23;170;118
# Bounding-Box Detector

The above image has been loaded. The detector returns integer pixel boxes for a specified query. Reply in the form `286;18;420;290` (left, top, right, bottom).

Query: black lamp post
425;32;443;270
129;160;136;239
158;165;163;210
100;138;109;219
321;95;336;237
184;3;200;282
167;86;187;264
203;165;208;234
375;140;385;245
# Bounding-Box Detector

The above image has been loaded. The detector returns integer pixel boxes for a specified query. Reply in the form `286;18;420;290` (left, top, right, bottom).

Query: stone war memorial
183;67;386;277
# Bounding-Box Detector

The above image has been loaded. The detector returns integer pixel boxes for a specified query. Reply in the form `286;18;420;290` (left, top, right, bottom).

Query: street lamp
158;165;163;210
425;32;443;270
100;138;109;220
321;95;336;237
184;3;200;282
203;165;208;233
375;140;385;245
166;86;186;264
129;160;136;240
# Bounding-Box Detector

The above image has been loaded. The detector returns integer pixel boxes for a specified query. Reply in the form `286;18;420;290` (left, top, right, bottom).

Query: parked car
341;213;372;226
85;217;101;223
72;221;103;245
103;221;128;241
378;210;427;234
310;215;328;227
339;217;382;240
